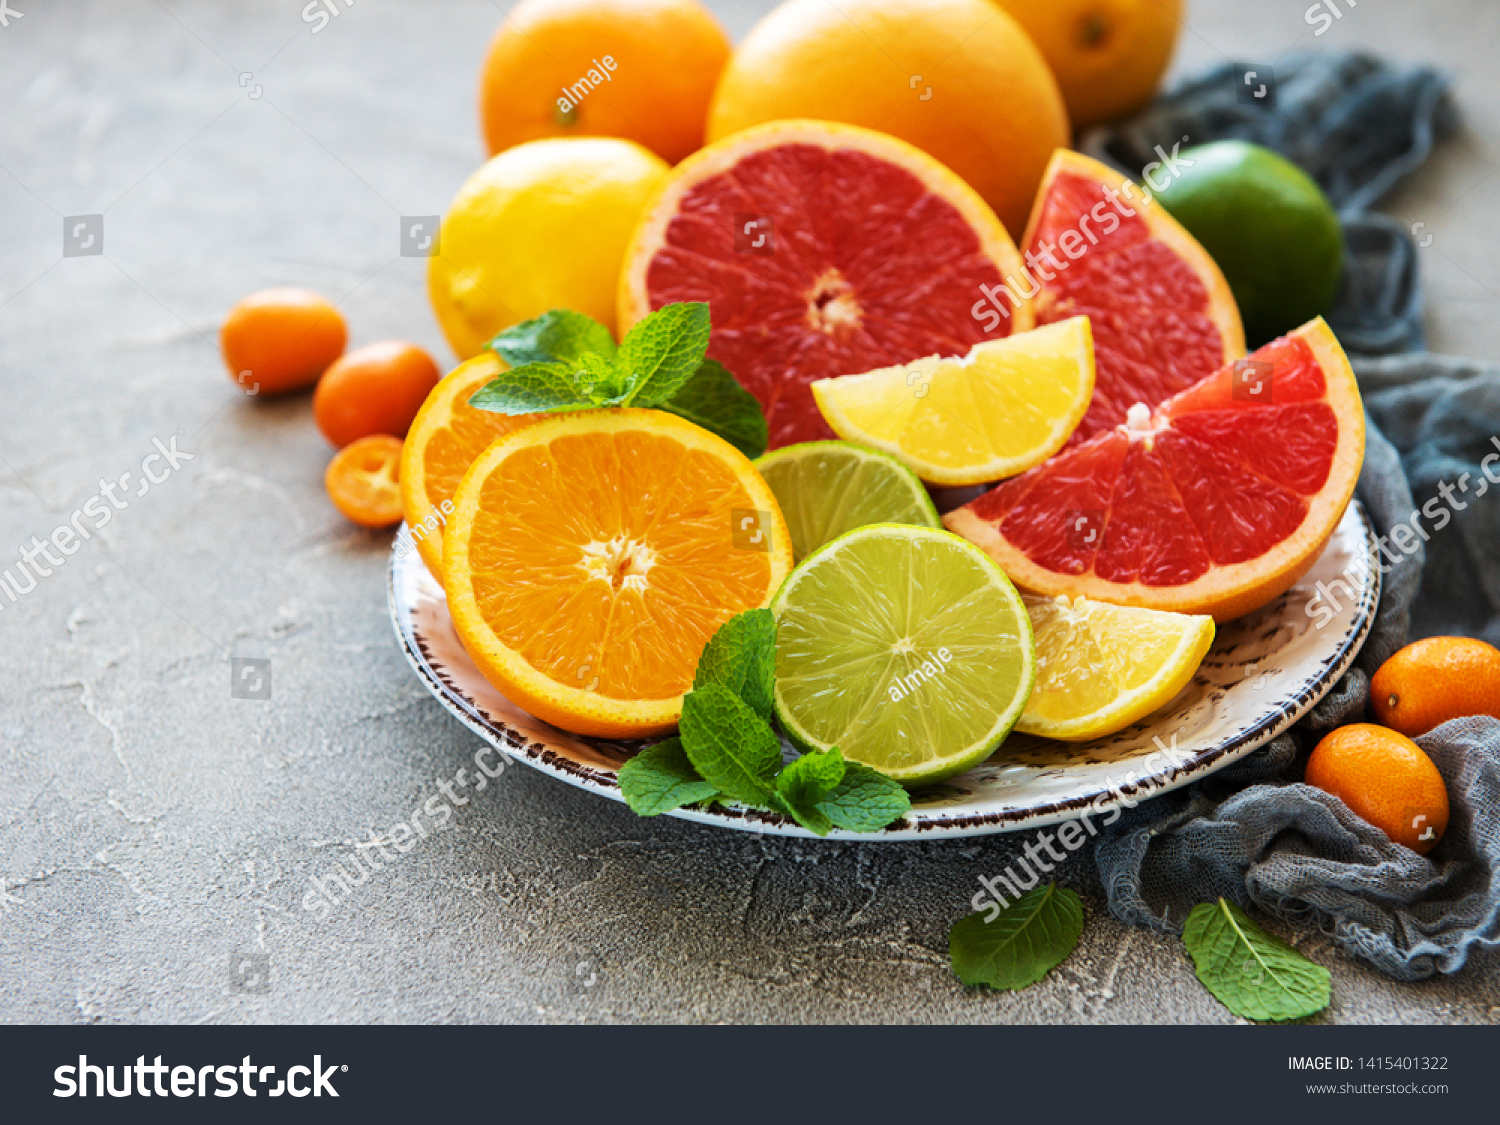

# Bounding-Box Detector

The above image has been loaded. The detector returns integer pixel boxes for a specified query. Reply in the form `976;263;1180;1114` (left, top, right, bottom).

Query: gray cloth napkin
1080;53;1500;981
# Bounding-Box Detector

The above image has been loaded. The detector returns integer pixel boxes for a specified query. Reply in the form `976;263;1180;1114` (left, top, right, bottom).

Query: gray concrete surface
2;0;1498;1024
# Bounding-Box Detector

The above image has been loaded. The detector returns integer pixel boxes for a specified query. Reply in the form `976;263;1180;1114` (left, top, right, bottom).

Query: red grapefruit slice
1018;149;1245;446
618;120;1032;448
944;318;1365;622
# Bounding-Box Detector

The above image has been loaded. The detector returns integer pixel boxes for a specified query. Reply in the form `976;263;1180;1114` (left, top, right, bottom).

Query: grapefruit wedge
944;318;1365;622
618;120;1032;449
1017;149;1245;445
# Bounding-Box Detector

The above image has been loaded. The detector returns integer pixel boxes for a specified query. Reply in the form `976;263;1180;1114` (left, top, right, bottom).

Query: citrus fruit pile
228;0;1484;831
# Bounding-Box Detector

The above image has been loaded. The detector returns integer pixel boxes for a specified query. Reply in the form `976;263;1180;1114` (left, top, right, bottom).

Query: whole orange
705;0;1069;237
991;0;1184;128
313;341;441;448
1304;723;1449;855
221;288;346;396
1371;636;1500;737
478;0;731;165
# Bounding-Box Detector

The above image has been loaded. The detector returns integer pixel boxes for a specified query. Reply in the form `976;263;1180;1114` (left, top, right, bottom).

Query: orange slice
443;408;794;738
326;435;404;528
1021;149;1244;446
945;318;1364;621
399;352;541;580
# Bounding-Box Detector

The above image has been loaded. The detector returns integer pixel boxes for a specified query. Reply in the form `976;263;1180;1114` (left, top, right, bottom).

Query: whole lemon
992;0;1184;128
705;0;1069;238
427;137;669;360
1153;140;1344;347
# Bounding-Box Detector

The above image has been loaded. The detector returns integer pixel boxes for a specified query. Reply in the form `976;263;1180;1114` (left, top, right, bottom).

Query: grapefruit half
1019;149;1245;446
618;120;1032;449
944;318;1365;622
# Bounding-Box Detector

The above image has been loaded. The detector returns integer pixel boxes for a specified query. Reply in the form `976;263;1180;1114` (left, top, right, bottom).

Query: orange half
443;408;794;738
399;352;541;581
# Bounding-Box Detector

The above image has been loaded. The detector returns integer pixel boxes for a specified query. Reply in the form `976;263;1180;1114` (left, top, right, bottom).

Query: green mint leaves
616;609;911;835
659;359;767;465
946;887;1337;1012
1183;898;1332;1022
616;737;719;817
471;303;767;458
679;685;781;807
948;883;1084;991
490;307;616;369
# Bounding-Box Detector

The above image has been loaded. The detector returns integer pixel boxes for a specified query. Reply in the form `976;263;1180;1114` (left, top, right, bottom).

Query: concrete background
1;0;1497;1024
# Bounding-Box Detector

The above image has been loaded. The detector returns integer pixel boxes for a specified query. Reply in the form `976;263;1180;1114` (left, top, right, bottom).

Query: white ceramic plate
389;502;1380;841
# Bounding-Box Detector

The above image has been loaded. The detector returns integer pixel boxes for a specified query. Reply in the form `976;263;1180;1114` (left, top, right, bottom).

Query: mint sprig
617;737;719;817
471;304;767;458
1183;898;1332;1022
617;609;911;835
948;883;1084;991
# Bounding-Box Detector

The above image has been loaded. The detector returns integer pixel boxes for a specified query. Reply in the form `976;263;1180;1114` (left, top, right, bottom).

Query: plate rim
389;502;1382;842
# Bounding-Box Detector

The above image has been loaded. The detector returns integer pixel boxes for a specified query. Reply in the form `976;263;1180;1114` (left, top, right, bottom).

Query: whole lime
1153;141;1343;346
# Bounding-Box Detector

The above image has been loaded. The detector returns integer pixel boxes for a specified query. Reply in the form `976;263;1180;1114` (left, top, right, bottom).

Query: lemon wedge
1018;593;1215;741
809;317;1095;486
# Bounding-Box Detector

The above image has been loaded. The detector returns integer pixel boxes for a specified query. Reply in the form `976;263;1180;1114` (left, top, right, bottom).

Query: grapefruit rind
619;119;1032;335
443;408;794;739
808;316;1096;486
945;318;1365;622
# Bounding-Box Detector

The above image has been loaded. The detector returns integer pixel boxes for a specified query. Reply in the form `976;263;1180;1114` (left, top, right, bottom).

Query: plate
389;502;1380;841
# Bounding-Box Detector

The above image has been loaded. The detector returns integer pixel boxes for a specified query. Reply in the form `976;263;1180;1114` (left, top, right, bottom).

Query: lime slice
771;524;1036;786
809;317;1095;486
754;441;941;562
1018;594;1215;741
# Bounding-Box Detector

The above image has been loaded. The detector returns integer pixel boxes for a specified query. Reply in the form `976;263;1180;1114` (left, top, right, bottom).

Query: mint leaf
772;748;845;836
1183;898;1332;1022
618;737;720;817
778;747;844;804
693;609;776;728
661;359;768;459
817;761;911;832
468;361;594;414
948;883;1083;991
678;683;780;806
618;301;711;407
572;351;622;404
489;309;615;368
